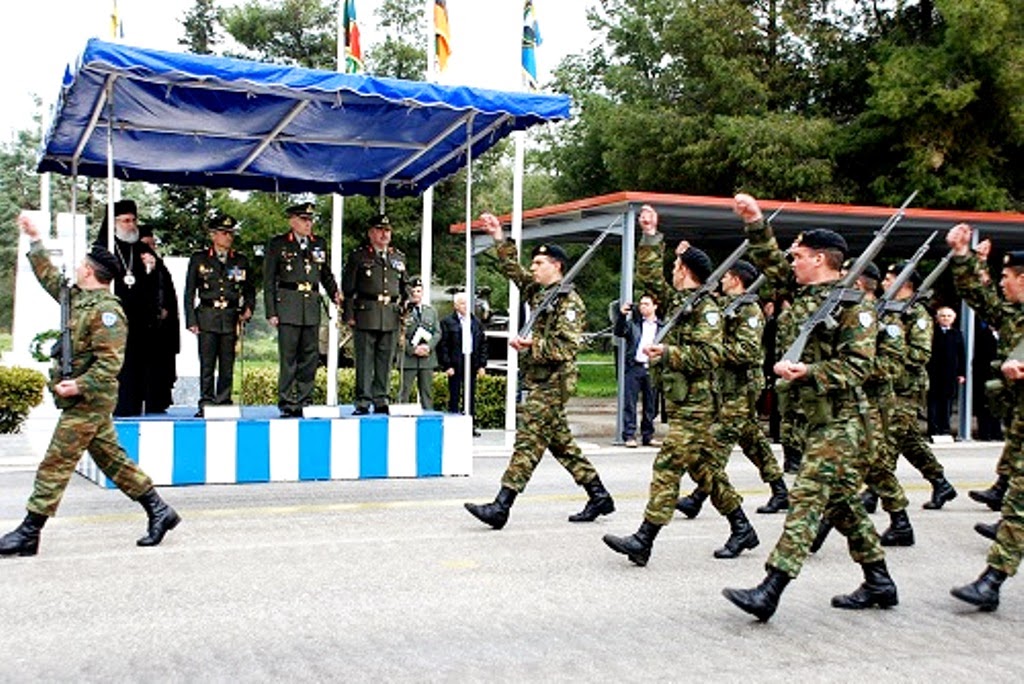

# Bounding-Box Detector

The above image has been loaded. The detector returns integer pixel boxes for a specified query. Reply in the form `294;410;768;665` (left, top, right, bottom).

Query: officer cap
794;229;847;256
113;199;137;217
369;213;392;229
532;243;569;271
729;259;759;288
1004;251;1024;268
677;246;714;284
86;245;120;283
408;276;423;288
286;202;316;218
208;214;239;233
887;261;922;287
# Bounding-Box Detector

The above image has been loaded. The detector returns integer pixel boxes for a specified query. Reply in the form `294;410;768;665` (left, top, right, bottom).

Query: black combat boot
879;509;915;547
782;446;802;474
831;560;899;609
756;478;789;514
675;488;708;519
136;489;181;547
860;488;879;514
975;520;1001;540
568;477;615;522
603;520;662;567
714;508;760;559
809;517;834;553
922;476;957;510
465;486;518;530
969;475;1009;512
0;511;48;557
722;566;792;622
951;566;1007;611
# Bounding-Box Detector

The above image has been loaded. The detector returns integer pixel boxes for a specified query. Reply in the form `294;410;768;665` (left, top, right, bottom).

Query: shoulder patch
565;308;577;322
705;311;721;327
916;318;928;330
858;311;874;328
747;315;760;330
101;312;118;327
885;323;901;338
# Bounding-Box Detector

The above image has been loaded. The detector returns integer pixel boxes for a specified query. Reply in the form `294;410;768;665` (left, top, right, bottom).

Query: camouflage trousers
645;402;738;526
28;404;153;517
890;394;945;480
500;384;599;493
988;408;1024;575
767;409;884;578
861;393;909;512
710;393;782;483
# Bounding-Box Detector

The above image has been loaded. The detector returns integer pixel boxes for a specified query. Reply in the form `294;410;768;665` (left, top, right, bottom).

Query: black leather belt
278;281;314;292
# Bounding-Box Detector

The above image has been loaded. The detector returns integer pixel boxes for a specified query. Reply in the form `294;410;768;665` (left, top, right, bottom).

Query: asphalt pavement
0;410;1020;682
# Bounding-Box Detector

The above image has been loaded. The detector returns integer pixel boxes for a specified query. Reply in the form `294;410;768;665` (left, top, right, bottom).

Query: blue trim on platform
237;421;271;483
173;422;206;485
299;420;331;481
359;418;389;478
417;415;444;477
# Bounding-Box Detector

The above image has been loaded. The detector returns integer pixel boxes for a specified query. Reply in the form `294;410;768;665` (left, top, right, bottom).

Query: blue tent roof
37;39;571;197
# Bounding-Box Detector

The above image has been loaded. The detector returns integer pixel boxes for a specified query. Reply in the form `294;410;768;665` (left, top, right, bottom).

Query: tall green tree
222;0;337;68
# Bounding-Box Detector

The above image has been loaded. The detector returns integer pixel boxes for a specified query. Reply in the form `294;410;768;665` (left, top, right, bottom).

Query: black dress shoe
353;406;370;416
374;404;390;415
194;408;204;418
279;408;301;418
472;428;482;437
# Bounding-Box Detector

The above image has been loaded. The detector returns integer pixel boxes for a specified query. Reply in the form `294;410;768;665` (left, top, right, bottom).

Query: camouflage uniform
744;218;883;578
952;252;1024;575
491;240;601;492
25;241;153;517
635;233;727;525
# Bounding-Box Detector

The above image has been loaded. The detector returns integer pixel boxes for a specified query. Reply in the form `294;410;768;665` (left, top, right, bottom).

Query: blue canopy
37;39;571;197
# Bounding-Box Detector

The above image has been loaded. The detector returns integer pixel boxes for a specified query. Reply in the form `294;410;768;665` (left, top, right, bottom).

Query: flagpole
326;0;347;407
421;0;436;305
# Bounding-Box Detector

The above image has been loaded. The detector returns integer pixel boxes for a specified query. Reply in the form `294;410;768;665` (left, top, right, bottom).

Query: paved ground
0;409;1019;682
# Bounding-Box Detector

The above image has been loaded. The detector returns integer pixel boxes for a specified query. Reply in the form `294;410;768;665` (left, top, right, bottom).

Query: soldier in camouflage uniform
464;213;615;528
675;259;789;520
0;214;180;557
723;194;895;622
881;263;958;509
948;224;1024;611
184;213;255;417
604;205;760;564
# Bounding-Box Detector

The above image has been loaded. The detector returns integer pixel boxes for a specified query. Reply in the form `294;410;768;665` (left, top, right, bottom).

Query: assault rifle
723;273;766;318
780;190;918;363
518;217;621;338
654;239;749;344
54;268;74;379
893;248;954;315
876;231;937;316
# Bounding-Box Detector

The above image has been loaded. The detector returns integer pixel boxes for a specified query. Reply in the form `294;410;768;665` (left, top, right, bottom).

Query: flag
522;0;542;90
434;0;452;71
110;0;124;39
343;0;363;74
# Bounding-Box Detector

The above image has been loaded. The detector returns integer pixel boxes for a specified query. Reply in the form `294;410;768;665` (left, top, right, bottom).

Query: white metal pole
506;131;526;445
326;0;346;407
463;117;474;425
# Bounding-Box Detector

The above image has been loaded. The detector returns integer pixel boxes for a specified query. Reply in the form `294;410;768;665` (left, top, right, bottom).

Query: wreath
29;330;61;363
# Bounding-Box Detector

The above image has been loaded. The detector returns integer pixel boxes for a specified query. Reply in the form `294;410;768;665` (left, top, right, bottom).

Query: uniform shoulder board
858;311;874;328
101;311;118;327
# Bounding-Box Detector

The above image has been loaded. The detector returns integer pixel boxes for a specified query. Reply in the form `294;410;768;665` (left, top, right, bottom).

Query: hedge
0;366;47;434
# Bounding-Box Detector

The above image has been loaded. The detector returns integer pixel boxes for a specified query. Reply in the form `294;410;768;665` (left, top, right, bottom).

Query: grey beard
115;227;139;244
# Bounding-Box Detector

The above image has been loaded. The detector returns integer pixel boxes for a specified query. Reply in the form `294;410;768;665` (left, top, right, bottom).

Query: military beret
1004;251;1024;267
408;276;423;288
678;246;714;284
795;229;847;256
369;213;392;229
532;243;569;269
847;260;881;282
729;259;759;287
113;199;137;217
208;214;238;233
86;245;121;283
286;202;316;217
886;261;922;287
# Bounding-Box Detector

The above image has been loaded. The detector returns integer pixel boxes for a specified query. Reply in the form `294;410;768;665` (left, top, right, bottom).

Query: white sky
0;0;598;143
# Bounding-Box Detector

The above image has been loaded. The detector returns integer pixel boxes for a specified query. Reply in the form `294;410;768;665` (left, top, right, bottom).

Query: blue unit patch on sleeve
102;312;118;327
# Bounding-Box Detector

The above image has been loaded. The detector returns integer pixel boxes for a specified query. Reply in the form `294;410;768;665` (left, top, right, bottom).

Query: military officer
264;202;342;417
184;213;255;417
398;276;440;410
342;213;407;415
464;212;615;528
1;214;180;557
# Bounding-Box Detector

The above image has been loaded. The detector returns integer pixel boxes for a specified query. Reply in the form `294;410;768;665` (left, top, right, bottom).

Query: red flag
343;0;363;74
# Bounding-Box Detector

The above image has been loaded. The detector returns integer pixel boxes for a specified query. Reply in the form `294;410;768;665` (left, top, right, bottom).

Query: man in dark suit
926;306;966;436
264;202;342;417
437;291;487;435
613;293;661;447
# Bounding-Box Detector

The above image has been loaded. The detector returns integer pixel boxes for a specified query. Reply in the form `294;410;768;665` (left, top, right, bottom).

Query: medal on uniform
123;273;136;287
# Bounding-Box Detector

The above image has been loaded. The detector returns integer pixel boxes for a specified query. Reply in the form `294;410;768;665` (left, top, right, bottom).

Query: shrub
0;366;47;434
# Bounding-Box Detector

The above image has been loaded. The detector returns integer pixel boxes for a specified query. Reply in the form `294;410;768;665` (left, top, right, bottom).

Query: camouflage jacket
952;252;1024;366
29;241;127;410
890;300;932;397
716;292;765;398
867;309;907;399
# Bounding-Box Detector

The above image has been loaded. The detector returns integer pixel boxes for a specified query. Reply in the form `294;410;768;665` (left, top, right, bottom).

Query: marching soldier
264;202;342;418
184;214;255;417
1;214;180;556
398;276;440;410
342;214;408;415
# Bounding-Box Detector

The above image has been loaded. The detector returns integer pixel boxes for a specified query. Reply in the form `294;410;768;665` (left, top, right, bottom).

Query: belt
199;299;235;309
278;281;314;292
359;294;394;304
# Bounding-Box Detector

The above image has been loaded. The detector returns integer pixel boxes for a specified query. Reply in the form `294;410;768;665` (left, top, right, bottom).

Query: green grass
576;352;617;398
0;333;10;354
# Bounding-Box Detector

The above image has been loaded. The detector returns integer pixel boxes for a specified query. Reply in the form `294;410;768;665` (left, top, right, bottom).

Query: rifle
57;268;73;380
723;273;766;318
876;231;937;316
780;190;918;364
654;239;749;344
518;217;621;338
894;248;954;315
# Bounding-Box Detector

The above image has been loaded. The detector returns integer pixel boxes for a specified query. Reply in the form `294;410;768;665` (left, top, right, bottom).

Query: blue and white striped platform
75;407;473;488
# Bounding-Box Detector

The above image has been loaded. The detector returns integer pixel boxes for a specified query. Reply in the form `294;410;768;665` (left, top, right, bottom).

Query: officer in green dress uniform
264;202;342;417
342;214;408;415
398;276;440;409
184;214;255;417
